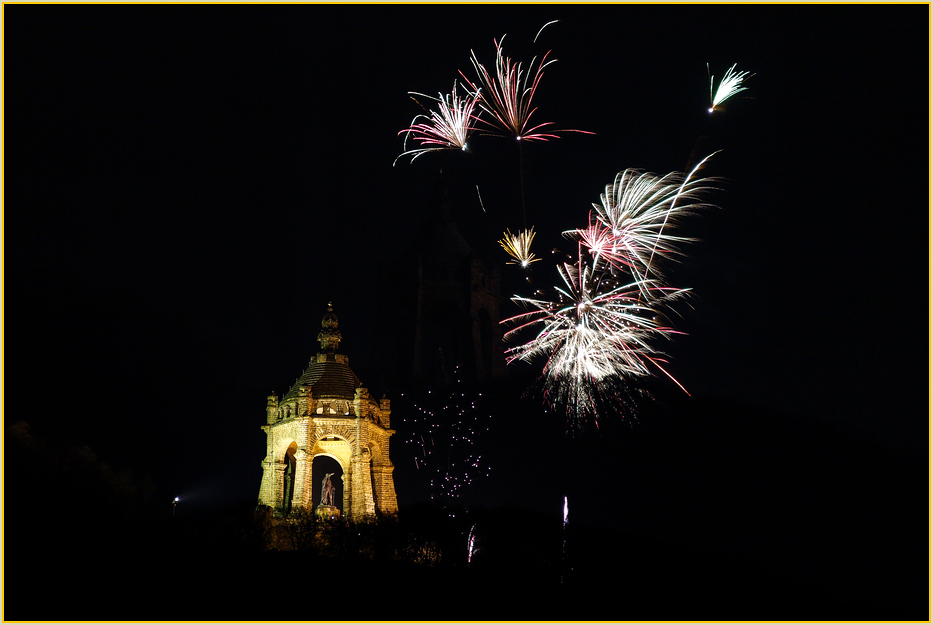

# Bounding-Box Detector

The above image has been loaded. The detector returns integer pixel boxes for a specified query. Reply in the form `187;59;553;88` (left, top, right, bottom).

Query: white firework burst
709;63;753;113
503;260;688;423
572;164;718;289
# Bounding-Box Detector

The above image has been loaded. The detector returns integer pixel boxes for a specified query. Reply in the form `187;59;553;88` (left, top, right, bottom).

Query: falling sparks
399;366;494;504
709;63;753;113
499;227;540;267
395;82;480;165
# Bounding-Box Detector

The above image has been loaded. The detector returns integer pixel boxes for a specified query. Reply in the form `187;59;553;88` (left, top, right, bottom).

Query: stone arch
311;422;358;449
273;437;299;463
310;434;352;469
310;435;353;514
311;454;344;509
367;440;384;465
315;400;352;415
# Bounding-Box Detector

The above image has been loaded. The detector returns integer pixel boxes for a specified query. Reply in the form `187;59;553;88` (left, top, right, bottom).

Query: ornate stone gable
258;304;398;520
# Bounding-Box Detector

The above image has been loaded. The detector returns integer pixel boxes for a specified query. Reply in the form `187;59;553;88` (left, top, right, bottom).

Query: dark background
4;4;929;621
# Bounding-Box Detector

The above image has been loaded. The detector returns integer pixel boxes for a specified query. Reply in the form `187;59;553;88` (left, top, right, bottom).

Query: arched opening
282;441;298;515
312;454;344;512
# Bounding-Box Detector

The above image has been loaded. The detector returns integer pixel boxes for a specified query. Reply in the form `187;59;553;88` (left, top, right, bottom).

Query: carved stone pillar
373;464;398;515
340;467;350;515
291;448;309;510
258;457;274;504
273;463;286;512
350;451;376;520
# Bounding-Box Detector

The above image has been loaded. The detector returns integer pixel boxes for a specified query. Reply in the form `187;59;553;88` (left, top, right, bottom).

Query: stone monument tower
257;303;398;521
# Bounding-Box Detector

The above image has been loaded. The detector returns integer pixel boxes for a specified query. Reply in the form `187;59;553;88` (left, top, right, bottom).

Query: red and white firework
395;82;480;165
461;36;592;142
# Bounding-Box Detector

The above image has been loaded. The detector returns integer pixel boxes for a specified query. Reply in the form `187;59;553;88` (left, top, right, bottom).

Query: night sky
5;4;929;620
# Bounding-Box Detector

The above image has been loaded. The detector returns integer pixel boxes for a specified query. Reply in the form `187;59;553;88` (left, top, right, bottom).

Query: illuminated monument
257;304;398;520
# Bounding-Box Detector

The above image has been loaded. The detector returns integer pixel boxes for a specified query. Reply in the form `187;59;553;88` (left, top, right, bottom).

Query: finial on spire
318;302;342;353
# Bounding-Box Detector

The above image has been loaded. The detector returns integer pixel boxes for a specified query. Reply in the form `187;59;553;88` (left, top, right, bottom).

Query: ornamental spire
317;302;342;354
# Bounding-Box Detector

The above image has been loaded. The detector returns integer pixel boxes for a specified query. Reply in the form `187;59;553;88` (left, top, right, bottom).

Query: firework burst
395;24;746;428
709;63;753;113
567;165;718;298
462;36;558;141
504;261;687;378
461;36;592;143
499;227;540;267
503;160;721;426
395;82;480;165
503;258;688;425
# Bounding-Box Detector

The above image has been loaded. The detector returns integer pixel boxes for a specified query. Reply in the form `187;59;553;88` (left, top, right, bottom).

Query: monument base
315;504;341;521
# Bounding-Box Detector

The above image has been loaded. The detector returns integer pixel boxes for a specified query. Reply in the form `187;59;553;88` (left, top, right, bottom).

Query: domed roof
282;303;361;402
283;355;361;401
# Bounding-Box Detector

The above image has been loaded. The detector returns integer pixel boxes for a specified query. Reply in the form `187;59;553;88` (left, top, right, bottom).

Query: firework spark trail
476;185;487;212
561;496;569;583
499;227;540;267
394;83;480;165
709;63;753;113
534;20;559;44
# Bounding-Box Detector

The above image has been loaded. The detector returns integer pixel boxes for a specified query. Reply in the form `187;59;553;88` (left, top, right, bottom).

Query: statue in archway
320;472;335;507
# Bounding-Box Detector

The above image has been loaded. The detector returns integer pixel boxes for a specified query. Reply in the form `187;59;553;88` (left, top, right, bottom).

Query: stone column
266;395;279;424
258;457;274;505
342;463;352;516
273;463;286;512
291;448;309;510
350;449;376;520
374;464;398;515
